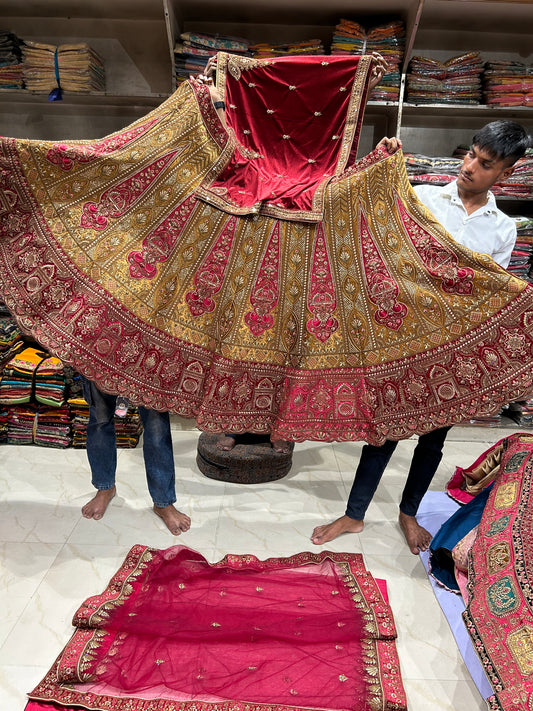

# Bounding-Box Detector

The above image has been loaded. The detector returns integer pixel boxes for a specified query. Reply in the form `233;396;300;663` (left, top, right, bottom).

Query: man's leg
398;426;451;554
81;379;118;520
139;408;191;536
311;440;398;544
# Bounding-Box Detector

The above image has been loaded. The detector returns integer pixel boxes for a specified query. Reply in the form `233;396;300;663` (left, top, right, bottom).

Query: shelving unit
0;0;531;157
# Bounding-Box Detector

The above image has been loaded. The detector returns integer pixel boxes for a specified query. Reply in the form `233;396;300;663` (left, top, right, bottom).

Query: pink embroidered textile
2;54;533;444
462;434;533;710
25;545;406;711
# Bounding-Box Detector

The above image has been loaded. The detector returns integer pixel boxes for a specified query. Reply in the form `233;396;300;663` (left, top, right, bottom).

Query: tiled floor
0;419;523;710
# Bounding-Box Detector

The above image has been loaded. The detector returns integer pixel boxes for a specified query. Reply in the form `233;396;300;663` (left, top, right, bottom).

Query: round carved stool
196;432;294;484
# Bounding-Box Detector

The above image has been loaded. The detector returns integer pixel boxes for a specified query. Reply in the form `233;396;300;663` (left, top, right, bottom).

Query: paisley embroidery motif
306;224;338;342
244;223;280;336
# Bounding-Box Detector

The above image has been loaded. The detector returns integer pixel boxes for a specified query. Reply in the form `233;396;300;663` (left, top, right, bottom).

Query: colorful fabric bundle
406;51;484;104
483;60;533;107
0;30;23;89
174;32;250;83
331;19;404;101
0;347;47;404
404;152;462;185
21;41;105;94
25;546;407;711
6;402;71;447
34;354;67;406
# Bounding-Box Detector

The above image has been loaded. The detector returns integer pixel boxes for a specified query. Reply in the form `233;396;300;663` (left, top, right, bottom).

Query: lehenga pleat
1;54;533;444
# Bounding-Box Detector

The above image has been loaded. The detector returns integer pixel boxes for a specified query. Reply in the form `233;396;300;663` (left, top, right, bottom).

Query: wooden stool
196;432;294;484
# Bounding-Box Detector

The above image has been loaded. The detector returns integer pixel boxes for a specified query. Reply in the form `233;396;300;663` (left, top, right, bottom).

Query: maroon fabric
198;53;372;220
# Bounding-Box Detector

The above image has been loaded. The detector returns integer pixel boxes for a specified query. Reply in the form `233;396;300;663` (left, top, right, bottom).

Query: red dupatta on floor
25;546;406;711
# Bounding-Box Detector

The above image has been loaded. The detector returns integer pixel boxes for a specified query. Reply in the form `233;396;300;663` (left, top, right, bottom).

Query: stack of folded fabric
250;39;324;59
491;148;533;198
507;216;533;282
0;347;45;405
483;61;533;106
0;30;23;89
174;32;250;83
404;152;461;186
69;396;143;448
21;41;105;94
6;403;71;447
0;406;7;442
0;315;24;368
34;354;67;406
330;19;405;101
406;51;484;104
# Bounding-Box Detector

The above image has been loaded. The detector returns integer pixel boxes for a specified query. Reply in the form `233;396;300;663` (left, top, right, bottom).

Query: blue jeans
82;379;176;508
346;427;451;520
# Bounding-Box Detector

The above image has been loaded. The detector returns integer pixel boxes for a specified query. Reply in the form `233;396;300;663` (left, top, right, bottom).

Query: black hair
472;120;531;166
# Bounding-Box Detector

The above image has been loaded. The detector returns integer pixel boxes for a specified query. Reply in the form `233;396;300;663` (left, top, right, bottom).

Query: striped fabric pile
0;347;68;407
508;216;533;282
483;61;533;107
174;32;250;83
6;403;72;447
406;51;484;104
0;30;23;89
21;41;105;94
330;19;405;101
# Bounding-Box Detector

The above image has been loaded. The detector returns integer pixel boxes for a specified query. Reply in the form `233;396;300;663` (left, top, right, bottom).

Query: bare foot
398;511;432;555
216;434;237;451
311;515;364;545
153;504;191;536
271;438;292;454
82;486;116;520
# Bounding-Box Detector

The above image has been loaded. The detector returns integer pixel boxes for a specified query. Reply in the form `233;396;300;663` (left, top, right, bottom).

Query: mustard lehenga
1;53;533;445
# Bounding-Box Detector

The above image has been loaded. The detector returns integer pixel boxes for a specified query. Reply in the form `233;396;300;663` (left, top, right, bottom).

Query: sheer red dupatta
196;53;373;221
26;545;406;711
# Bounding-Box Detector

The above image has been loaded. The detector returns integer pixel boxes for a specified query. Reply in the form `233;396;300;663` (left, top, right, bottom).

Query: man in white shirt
311;120;531;554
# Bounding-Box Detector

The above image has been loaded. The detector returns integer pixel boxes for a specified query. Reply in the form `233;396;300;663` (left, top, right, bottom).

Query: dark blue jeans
346;426;451;520
82;378;176;508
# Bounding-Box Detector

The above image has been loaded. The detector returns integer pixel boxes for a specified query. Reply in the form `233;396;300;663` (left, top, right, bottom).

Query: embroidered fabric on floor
2;54;533;444
25;545;406;711
459;434;533;710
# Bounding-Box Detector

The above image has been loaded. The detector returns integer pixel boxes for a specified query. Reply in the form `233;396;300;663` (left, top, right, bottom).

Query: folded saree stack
406;51;484;104
507;216;533;283
330;19;404;101
21;41;105;94
0;30;23;89
483;60;533;107
6;402;71;447
2;52;533;444
0;314;23;367
174;32;250;83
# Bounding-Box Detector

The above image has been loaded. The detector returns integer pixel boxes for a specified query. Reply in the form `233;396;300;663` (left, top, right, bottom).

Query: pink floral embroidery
307;224;338;342
186;216;237;316
360;213;408;331
245;223;280;335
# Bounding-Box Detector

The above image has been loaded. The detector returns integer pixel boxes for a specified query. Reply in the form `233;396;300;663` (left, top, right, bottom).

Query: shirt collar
441;180;498;215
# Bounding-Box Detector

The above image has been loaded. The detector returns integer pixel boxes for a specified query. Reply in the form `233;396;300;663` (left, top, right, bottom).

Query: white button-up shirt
413;180;516;268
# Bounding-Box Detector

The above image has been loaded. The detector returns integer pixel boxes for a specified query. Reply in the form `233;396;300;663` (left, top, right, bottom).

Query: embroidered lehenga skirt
1;53;533;444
